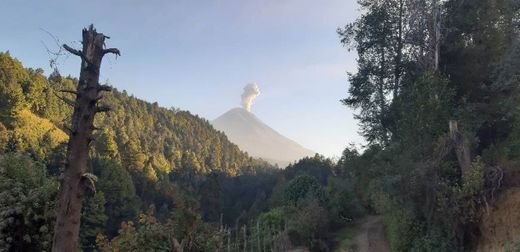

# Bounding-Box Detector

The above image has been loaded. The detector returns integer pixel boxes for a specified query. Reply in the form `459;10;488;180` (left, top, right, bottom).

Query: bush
327;177;365;225
258;207;285;230
283;175;327;207
0;153;58;251
98;209;223;252
286;199;330;251
371;191;418;251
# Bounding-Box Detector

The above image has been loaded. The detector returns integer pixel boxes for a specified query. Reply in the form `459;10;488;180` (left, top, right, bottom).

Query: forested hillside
0;51;257;176
0;51;275;251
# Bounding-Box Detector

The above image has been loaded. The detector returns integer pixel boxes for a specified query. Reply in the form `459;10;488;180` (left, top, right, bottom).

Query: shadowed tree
52;25;120;251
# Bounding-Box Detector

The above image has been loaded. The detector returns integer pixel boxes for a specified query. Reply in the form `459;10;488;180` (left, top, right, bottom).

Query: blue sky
1;0;362;158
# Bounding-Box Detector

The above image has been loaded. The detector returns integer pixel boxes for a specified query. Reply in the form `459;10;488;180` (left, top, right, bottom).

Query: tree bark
393;0;404;100
52;24;119;252
449;120;472;179
433;0;441;71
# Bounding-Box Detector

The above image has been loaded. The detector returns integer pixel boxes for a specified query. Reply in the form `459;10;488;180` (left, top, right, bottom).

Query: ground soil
477;187;520;252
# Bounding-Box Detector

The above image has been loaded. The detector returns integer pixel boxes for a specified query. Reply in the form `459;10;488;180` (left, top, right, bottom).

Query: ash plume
241;83;260;112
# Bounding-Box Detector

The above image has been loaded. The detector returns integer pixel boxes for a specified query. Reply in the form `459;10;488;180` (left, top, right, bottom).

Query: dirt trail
347;215;390;252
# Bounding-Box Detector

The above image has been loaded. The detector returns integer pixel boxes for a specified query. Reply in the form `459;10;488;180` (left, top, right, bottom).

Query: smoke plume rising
241;83;260;112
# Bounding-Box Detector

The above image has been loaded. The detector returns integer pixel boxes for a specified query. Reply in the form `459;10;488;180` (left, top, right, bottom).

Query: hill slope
212;107;315;167
0;52;260;177
477;187;520;251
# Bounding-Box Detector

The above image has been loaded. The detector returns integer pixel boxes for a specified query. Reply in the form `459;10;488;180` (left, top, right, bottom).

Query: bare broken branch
60;89;78;95
63;126;75;136
98;85;112;92
40;28;68;70
60;96;76;107
103;48;121;56
94;93;104;102
63;44;83;57
54;91;75;107
81;172;98;193
95;105;111;113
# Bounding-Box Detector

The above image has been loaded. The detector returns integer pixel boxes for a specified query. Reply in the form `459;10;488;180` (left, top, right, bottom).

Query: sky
1;0;362;158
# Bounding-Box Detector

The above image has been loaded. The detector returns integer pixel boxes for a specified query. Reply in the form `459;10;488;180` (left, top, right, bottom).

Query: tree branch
63;126;76;136
98;85;112;92
60;96;76;107
81;172;98;193
103;48;121;56
54;91;75;107
60;89;78;95
91;125;102;131
95;105;111;113
94;93;104;102
63;44;83;57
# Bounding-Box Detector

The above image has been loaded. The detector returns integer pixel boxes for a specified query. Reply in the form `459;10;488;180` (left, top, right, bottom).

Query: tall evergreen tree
80;192;108;250
338;0;406;144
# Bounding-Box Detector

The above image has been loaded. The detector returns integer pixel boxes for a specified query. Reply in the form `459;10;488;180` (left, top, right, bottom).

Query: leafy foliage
0;153;58;251
283;175;327;207
80;191;108;250
338;0;520;250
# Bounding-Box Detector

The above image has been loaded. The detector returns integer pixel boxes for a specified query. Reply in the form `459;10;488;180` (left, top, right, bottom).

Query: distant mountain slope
0;52;262;177
96;91;257;176
212;107;315;167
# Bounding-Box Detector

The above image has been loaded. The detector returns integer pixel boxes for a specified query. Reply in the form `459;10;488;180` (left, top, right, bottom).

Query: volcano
212;107;315;167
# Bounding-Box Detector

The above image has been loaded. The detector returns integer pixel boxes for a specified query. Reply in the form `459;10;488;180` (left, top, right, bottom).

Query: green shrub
283;175;327;206
0;153;58;251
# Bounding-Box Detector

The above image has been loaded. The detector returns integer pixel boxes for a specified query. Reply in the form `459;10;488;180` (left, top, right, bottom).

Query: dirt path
347;216;390;252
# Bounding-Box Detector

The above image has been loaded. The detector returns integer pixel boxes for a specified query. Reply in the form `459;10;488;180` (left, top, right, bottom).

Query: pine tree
80;192;108;250
0;52;28;125
92;158;140;237
122;140;146;172
95;128;119;160
0;122;8;151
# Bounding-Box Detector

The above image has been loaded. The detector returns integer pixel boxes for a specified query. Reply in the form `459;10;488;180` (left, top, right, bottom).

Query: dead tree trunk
433;0;441;71
449;120;472;180
52;25;119;252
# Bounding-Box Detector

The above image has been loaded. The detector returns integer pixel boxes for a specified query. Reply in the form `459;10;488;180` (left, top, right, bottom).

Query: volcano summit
212;107;315;167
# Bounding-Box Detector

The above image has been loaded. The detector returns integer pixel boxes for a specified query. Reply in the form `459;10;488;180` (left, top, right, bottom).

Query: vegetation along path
338;216;390;252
